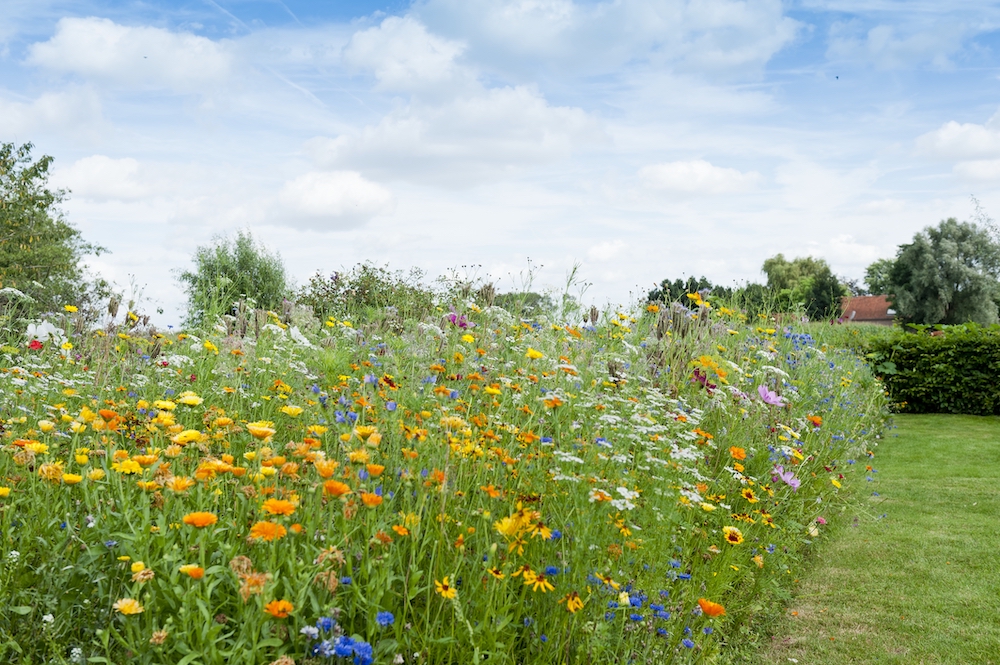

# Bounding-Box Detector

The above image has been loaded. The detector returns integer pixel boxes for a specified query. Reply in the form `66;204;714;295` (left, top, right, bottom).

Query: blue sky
4;0;1000;322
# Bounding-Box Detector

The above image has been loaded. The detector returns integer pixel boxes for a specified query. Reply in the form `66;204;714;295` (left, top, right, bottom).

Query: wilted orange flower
182;512;218;528
323;480;352;497
179;564;205;579
261;498;295;516
698;598;726;617
360;492;383;508
249;521;287;542
263;599;293;618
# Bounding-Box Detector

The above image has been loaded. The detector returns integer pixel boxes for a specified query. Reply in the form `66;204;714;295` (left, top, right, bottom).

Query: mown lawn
758;414;1000;664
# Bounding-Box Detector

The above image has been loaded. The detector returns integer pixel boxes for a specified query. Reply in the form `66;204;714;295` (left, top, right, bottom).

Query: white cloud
306;86;601;185
587;240;627;262
916;110;1000;160
26;17;232;92
342;16;471;94
0;88;103;137
416;0;799;77
954;160;1000;181
51;155;149;201
639;160;760;194
278;171;394;228
827;19;968;69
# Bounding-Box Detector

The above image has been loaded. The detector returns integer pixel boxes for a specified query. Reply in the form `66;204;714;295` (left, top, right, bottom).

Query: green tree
493;291;555;318
761;254;846;320
0;142;105;312
864;258;895;295
888;218;1000;325
178;230;289;326
647;276;714;304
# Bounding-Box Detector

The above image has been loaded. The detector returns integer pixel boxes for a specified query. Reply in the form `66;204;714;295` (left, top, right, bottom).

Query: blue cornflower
656;628;667;636
347;411;359;422
654;610;670;620
333;636;354;657
650;604;664;612
704;627;713;634
608;601;619;609
549;530;562;540
682;639;695;648
376;611;394;627
604;612;616;621
767;544;776;554
541;436;553;443
629;613;644;622
630;596;643;608
386;401;397;411
300;626;319;639
104;539;118;548
540;635;548;643
316;617;336;632
340;576;352;585
545;566;559;576
449;390;459;399
312;640;334;657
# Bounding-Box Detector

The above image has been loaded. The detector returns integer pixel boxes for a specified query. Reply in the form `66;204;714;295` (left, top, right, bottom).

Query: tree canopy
761;254;846;320
0;142;104;312
887;218;1000;325
178;230;289;325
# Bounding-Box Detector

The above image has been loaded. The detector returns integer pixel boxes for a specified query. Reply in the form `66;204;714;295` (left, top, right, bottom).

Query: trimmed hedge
867;324;1000;415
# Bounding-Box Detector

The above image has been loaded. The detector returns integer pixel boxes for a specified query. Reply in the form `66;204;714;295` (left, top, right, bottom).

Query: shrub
866;323;1000;414
177;230;289;326
296;263;436;324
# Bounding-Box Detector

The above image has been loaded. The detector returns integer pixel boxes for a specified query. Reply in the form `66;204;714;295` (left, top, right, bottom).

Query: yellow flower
0;487;10;497
461;334;475;343
722;526;744;545
178;392;203;406
69;421;86;434
435;576;457;599
179;564;205;579
38;420;56;433
204;340;219;354
112;598;144;615
306;424;328;436
280;405;303;417
62;473;83;485
61;341;73;351
246;421;276;440
153;400;176;411
87;469;106;481
131;561;146;574
525;348;544;360
112;459;142;474
64;305;78;312
171;429;203;445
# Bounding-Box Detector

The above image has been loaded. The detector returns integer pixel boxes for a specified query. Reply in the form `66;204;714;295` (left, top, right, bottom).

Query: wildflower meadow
0;294;889;664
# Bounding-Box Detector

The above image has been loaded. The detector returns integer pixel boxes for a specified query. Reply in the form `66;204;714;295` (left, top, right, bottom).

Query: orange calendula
179;564;205;579
323;480;352;497
182;512;218;528
261;498;296;516
697;598;726;617
263;599;294;618
729;446;747;460
249;521;287;542
360;492;383;508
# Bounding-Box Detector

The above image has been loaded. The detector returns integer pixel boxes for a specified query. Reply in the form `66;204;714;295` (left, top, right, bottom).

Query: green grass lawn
759;414;1000;664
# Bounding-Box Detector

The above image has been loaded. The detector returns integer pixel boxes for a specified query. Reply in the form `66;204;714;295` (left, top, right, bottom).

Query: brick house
840;295;895;325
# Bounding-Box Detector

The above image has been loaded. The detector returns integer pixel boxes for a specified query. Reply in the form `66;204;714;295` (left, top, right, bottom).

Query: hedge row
867;324;1000;415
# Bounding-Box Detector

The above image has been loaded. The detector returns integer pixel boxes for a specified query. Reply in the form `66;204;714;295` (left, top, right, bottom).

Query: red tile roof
840;295;894;324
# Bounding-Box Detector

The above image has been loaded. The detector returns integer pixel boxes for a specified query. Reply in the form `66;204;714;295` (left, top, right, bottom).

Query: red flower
28;340;43;351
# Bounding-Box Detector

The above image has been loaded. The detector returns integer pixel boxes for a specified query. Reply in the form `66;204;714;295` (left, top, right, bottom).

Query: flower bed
0;303;888;664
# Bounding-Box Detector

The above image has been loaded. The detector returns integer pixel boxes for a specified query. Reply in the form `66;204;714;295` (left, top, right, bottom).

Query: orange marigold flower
314;459;339;478
360;492;383;508
729;446;746;460
249;521;287;542
366;464;385;477
323;480;352;497
166;476;196;492
698;598;726;617
392;525;410;536
263;599;294;618
179;564;205;579
182;512;218;528
261;498;296;516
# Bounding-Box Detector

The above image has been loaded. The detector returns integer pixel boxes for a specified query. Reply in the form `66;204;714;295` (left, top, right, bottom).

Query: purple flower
757;384;785;406
772;465;800;491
